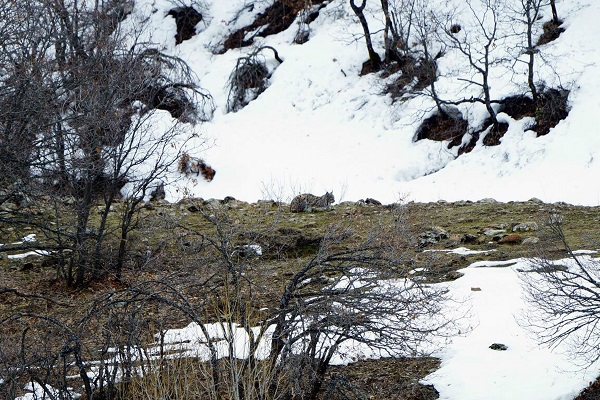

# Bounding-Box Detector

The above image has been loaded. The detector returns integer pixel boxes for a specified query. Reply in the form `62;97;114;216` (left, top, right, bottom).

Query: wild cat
290;192;335;213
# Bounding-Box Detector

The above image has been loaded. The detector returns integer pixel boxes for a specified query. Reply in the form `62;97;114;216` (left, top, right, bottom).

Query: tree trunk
349;0;381;71
549;0;559;24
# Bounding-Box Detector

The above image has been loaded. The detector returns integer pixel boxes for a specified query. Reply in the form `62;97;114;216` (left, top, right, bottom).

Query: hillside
3;0;600;399
125;0;600;205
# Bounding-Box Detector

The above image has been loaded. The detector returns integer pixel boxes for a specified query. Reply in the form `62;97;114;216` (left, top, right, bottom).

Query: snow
423;258;600;400
15;382;80;400
424;247;496;256
2;234;50;259
122;0;600;206
7;250;50;260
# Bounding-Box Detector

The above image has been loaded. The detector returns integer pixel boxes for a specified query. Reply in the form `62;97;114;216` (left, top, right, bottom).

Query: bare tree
549;0;559;24
437;0;508;130
521;219;600;365
189;201;455;400
0;0;213;286
349;0;382;72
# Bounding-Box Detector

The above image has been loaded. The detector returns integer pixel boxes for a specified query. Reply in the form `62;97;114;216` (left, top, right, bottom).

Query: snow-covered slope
126;0;600;205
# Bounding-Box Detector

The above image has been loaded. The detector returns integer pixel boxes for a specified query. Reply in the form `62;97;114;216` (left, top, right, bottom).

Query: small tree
190;201;455;400
226;46;283;113
521;219;600;365
437;0;508;130
349;0;382;72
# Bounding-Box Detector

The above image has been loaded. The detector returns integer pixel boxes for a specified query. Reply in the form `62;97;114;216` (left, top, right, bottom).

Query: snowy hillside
123;0;600;205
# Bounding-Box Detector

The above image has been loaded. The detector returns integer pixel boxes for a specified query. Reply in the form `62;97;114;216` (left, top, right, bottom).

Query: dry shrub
119;357;208;399
168;7;203;45
226;46;283;112
179;153;216;181
222;0;328;51
499;95;536;120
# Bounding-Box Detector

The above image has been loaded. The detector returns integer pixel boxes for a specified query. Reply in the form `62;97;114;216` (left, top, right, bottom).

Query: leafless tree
0;0;214;287
521;219;600;365
189;201;456;400
437;0;509;130
549;0;559;24
349;0;382;72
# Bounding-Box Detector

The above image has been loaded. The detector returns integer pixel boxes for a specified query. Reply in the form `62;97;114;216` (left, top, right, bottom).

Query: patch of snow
7;250;51;260
424;247;496;256
16;382;80;400
123;0;600;206
572;250;597;255
423;258;600;400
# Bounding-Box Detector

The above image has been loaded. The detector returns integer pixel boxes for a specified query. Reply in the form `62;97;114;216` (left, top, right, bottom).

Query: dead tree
521;219;600;365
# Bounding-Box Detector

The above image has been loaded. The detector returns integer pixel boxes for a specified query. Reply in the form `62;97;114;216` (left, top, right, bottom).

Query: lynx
290;192;335;213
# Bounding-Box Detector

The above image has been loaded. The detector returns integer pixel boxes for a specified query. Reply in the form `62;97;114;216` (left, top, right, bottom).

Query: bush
226;46;283;113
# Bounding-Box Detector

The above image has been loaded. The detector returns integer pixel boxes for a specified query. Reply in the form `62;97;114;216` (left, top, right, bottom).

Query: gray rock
548;212;563;225
1;202;17;211
478;198;499;204
512;222;539;232
419;226;449;246
522;237;540;245
489;343;508;351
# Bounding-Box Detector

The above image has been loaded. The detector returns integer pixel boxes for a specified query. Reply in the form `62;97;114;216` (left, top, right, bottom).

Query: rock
419;226;449;246
512;222;539;232
20;262;35;271
478;198;498;204
149;183;166;202
463;233;479;244
256;200;279;208
528;197;544;203
522;236;540;245
1;202;17;211
365;198;382;206
489;343;508;351
471;287;482;291
204;198;222;207
446;234;464;247
483;229;506;236
446;271;464;280
498;234;523;244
